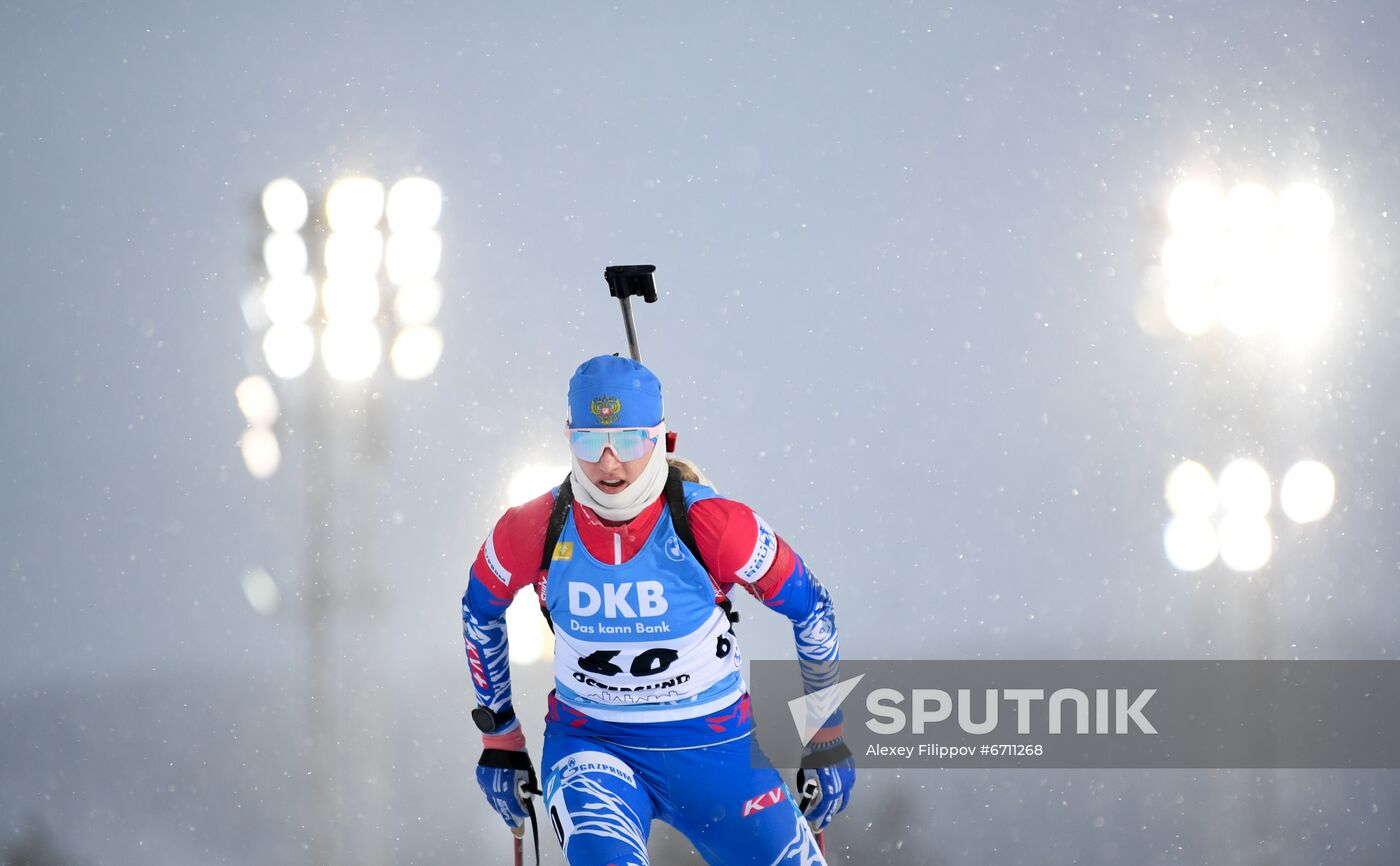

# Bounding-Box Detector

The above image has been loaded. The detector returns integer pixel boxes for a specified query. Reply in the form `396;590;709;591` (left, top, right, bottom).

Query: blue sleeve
760;554;844;727
462;568;519;729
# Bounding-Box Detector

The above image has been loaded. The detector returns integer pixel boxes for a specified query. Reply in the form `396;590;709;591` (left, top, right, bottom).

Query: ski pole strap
478;749;542;866
798;774;822;812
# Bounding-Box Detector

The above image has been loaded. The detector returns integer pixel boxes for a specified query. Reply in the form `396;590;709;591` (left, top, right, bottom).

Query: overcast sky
2;2;1398;863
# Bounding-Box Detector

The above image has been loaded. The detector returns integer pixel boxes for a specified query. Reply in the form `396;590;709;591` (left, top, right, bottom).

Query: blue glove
796;737;855;833
476;748;541;830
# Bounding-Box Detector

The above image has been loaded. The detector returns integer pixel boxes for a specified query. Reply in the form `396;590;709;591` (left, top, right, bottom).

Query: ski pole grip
604;264;658;303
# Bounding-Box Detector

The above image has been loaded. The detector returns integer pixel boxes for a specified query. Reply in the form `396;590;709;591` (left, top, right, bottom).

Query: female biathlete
463;355;854;865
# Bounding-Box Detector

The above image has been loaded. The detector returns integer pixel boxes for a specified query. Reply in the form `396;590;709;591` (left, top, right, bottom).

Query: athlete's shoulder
679;480;723;508
472;488;558;597
685;489;758;524
494;488;558;540
686;493;785;585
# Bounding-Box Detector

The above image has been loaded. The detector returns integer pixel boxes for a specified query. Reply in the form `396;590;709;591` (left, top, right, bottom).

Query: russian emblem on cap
590;396;622;425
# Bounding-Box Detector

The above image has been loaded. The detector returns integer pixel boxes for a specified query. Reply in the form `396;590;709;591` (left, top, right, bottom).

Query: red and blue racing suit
463;481;844;865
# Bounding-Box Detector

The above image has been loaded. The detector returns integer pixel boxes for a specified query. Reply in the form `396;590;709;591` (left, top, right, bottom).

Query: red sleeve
469;490;555;600
687;497;796;596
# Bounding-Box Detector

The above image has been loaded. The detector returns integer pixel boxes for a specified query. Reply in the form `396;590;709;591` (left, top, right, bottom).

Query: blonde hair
667;456;715;490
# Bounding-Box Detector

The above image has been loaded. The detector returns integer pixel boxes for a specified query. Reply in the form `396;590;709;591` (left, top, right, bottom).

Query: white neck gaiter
569;423;670;522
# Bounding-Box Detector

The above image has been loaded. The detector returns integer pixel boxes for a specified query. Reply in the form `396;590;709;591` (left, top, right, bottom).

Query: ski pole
800;776;827;857
603;264;658;363
511;777;540;866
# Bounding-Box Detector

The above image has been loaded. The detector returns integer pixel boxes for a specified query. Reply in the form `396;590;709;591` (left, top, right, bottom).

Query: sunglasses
568;423;664;463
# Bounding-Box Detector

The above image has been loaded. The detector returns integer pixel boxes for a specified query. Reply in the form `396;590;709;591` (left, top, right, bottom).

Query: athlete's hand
476;748;541;830
796;737;855;833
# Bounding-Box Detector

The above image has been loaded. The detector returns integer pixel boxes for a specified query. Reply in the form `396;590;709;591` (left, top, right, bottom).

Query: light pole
1149;175;1340;866
1153;176;1339;612
237;174;445;866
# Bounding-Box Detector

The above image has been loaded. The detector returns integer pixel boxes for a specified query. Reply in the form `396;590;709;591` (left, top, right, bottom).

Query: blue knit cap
567;355;664;429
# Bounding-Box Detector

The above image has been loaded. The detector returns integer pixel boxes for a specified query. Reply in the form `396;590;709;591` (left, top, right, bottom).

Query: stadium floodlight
1162;454;1335;574
1217;513;1273;572
389;325;444;381
241;566;283;616
1160;233;1219;291
1218;458;1272;516
324;228;384;278
1275;254;1329;347
1165;460;1219;517
508;464;571;508
382;177;444;380
1225;182;1280;239
1280;460;1336;524
1274;285;1332;350
1167;180;1226;238
245;174;448;866
1279;181;1335;239
240;426;282;480
320;321;382;382
393;279;443;325
250;175;448;385
505;593;552;665
386;177;443;232
263;275;318;326
385;230;443;286
1159;177;1335;346
235;375;280;428
1164;514;1219;573
494;452;564;668
325;177;385;231
1162;281;1216;337
263;232;310;279
1216;250;1275;338
321;275;381;323
263;323;316;380
261;178;309;233
1274;194;1333;350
